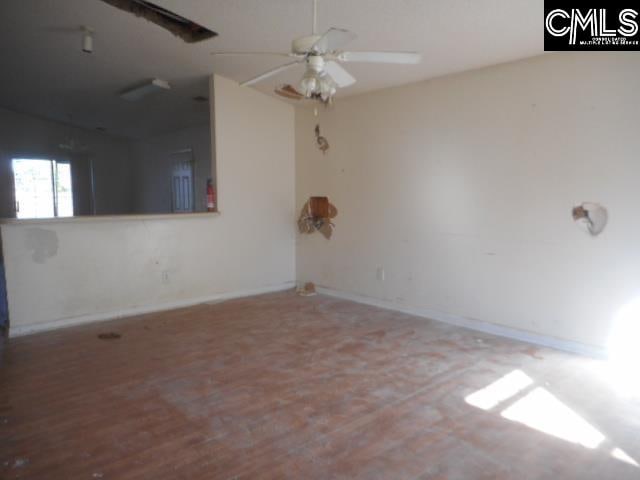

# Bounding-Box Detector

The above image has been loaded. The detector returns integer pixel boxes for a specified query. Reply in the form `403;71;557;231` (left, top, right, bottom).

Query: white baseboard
317;287;607;359
11;282;607;359
9;281;295;338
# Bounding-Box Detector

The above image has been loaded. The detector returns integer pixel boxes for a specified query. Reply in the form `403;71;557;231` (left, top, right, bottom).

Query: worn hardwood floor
1;291;639;479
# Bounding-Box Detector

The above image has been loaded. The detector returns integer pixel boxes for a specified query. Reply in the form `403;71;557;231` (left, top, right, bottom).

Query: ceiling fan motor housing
307;55;325;72
292;35;322;54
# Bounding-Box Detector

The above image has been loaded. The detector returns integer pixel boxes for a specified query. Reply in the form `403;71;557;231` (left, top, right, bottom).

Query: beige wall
296;52;640;350
4;54;639;349
1;75;295;333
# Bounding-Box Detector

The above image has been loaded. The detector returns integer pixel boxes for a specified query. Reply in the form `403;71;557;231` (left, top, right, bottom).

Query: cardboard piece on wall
298;197;338;239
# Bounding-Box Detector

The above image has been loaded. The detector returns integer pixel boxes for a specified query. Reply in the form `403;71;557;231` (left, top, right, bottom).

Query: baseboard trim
317;287;607;359
10;281;295;338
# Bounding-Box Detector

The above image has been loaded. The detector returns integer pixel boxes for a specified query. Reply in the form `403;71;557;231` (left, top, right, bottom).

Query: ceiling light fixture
299;55;337;102
299;72;337;102
119;78;171;101
210;0;421;105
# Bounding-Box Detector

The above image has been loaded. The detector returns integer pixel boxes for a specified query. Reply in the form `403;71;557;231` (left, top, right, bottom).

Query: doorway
170;150;195;213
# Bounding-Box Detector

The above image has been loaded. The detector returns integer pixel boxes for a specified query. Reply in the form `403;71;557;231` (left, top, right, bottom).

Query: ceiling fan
58;137;88;153
211;0;421;103
58;114;88;153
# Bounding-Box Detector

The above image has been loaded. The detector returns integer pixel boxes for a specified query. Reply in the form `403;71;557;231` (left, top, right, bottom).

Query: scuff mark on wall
315;124;329;154
25;228;58;264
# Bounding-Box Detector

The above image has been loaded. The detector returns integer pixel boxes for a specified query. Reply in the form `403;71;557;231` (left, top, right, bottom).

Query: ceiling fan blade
240;60;301;87
324;61;356;87
338;51;422;64
211;52;294;57
311;28;356;54
275;84;304;100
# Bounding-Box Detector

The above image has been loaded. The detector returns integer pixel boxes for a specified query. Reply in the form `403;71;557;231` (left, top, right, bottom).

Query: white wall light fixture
82;27;94;54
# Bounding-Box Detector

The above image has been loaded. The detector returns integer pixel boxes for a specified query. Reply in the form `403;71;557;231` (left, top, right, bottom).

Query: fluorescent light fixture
120;78;171;101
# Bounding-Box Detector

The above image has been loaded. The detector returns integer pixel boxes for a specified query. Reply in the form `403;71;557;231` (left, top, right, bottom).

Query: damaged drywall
572;203;608;236
99;0;217;43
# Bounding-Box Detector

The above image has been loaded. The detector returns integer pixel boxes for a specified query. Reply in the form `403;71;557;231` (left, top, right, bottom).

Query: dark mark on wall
25;228;58;264
98;332;122;340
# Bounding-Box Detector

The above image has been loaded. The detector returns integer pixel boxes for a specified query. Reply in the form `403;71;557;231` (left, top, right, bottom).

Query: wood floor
1;291;639;479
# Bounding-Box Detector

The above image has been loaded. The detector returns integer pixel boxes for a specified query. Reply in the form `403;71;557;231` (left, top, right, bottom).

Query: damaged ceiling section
99;0;217;43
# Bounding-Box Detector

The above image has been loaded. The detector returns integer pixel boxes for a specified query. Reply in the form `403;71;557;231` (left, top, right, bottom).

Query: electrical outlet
161;270;170;284
376;267;385;282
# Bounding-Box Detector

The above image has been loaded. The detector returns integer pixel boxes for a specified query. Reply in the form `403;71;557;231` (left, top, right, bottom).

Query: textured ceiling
0;0;544;138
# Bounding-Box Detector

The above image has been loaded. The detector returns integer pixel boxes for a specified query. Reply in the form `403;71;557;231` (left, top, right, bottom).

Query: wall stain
25;228;58;263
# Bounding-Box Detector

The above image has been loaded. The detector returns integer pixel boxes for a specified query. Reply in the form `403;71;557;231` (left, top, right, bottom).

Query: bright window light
55;162;73;217
501;387;605;449
465;370;533;410
12;158;74;219
608;298;640;397
13;159;55;219
611;447;639;467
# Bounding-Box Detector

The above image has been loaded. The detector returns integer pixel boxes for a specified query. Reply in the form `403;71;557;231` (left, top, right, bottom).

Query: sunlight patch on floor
501;387;605;449
464;370;533;410
465;369;639;469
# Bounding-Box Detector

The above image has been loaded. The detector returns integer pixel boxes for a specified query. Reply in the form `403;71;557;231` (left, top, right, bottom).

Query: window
12;158;74;219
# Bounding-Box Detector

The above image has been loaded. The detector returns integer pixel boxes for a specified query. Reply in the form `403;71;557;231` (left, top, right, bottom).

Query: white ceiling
0;0;544;138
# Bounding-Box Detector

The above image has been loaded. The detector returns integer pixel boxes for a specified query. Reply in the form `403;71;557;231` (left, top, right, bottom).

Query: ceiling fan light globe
300;75;317;97
319;78;330;94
